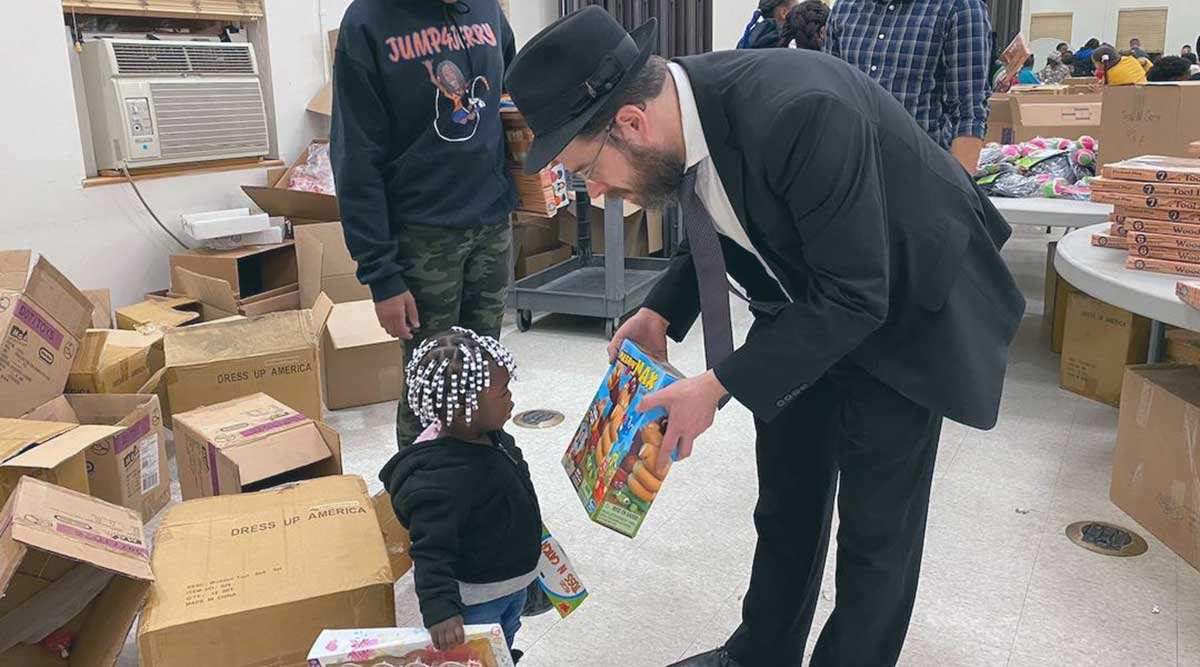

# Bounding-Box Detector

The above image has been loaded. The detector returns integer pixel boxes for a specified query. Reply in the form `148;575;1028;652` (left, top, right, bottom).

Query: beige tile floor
119;227;1200;666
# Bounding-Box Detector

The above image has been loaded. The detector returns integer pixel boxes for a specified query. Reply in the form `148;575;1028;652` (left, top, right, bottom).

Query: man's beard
607;139;686;211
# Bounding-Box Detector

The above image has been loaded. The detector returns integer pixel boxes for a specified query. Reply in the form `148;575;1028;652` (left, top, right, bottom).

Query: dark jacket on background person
331;0;518;303
642;50;1026;430
380;430;542;627
741;19;783;49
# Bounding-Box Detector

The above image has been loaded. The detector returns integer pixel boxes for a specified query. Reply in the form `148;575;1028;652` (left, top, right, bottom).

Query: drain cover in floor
512;409;565;429
1065;521;1148;557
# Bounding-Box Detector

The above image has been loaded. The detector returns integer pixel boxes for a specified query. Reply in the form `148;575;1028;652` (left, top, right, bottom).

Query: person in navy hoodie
331;0;518;450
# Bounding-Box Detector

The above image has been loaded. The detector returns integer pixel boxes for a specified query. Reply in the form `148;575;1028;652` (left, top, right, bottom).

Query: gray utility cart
511;181;675;338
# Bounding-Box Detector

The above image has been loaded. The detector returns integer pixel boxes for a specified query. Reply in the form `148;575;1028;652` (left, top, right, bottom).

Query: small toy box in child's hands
563;340;684;537
306;624;514;667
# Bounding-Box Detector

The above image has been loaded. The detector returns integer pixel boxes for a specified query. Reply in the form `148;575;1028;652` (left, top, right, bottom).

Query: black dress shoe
511;648;524;664
668;647;745;667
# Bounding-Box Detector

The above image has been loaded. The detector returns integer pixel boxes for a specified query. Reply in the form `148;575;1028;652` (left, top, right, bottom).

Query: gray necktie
679;167;735;371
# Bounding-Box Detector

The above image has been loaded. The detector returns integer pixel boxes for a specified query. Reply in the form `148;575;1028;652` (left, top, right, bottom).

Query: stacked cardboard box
501;104;571;217
1093;156;1200;278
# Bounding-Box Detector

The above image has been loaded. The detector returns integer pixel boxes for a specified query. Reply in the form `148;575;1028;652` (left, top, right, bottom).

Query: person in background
779;0;830;50
1093;45;1148;85
1129;37;1148;60
1056;41;1071;56
331;0;518;450
737;0;797;49
1039;53;1071;85
1017;55;1040;84
1074;38;1101;76
1147;55;1194;82
826;0;992;172
1183;44;1195;58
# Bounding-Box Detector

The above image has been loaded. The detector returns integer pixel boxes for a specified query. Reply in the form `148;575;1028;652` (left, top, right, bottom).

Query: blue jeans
462;588;527;650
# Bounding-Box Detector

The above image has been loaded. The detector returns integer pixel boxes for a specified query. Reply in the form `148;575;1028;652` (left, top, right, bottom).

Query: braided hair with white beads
406;327;517;429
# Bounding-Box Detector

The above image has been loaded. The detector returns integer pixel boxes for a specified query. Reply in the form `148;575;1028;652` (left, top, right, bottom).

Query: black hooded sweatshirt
380;430;542;627
331;0;518;303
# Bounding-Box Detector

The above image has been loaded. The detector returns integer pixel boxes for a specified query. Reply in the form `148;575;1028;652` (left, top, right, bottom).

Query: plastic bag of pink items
287;142;336;195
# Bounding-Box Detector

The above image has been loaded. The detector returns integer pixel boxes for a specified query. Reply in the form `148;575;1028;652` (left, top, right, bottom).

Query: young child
380;327;541;661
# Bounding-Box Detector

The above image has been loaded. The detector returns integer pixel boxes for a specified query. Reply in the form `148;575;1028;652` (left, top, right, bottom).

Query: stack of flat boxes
1091;156;1200;278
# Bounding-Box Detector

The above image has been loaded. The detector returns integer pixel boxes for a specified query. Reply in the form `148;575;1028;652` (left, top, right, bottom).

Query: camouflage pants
394;221;512;448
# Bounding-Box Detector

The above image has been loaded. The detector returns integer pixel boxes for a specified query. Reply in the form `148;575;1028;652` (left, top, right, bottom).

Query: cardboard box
169;242;300;318
985;94;1014;144
1129;243;1200;263
321;300;404;410
83;288;112;329
172;392;343;499
242;140;340;223
162;294;332;421
307;625;514;667
1165;328;1200;364
1111;365;1200;571
1131;232;1200;251
1100;83;1200;166
305;29;339;117
558;199;664;257
0;250;94;418
66;328;164;395
370;490;413;581
1112;206;1200;225
0;477;153;666
1043;241;1079;353
180;208;270;240
1091;232;1128;249
516;244;572;279
0;418;119;513
1127;255;1200;278
563;340;682;537
1091;176;1200;199
115;296;202;331
1092;190;1200;212
295;221;371;308
1010;94;1103;143
1060;292;1152;406
22;394;170;522
1178;282;1200;312
138;475;396;667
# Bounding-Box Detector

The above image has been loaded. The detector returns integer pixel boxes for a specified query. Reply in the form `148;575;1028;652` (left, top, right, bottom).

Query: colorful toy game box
537;526;588;616
306;624;513;667
563;340;684;538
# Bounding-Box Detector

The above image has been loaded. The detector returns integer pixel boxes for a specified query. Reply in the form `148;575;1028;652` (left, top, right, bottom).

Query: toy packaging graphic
306;624;513;667
563;340;684;538
537;525;587;617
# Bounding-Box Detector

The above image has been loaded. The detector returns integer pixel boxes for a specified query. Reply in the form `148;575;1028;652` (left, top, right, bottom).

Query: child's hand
429;615;465;651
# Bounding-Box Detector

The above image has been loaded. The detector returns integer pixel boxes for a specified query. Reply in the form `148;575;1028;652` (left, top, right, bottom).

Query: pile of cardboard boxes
0;144;426;662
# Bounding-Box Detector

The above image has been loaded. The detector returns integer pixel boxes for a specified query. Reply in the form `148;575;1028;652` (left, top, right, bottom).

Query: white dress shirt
667;62;790;300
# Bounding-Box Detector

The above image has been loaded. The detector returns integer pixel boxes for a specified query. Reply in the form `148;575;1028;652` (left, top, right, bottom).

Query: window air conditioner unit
79;39;270;171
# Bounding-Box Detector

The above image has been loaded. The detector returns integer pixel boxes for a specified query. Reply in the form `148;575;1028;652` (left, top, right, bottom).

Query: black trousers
725;361;942;666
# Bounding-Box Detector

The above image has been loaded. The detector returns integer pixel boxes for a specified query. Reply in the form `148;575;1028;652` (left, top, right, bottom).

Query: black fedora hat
506;7;657;175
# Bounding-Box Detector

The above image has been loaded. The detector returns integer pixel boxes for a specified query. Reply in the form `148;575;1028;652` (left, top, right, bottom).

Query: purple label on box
239;413;305;438
15;299;62;350
113;416;151;454
55;521;148;558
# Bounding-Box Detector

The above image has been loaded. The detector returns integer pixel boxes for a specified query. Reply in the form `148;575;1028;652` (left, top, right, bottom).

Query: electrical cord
120;163;190;250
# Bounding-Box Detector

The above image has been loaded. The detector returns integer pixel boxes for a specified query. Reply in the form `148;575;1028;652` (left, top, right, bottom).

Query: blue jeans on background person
462;588;528;650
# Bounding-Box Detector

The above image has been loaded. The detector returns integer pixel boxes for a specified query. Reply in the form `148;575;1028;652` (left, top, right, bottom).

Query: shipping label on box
0;251;93;418
563;340;683;537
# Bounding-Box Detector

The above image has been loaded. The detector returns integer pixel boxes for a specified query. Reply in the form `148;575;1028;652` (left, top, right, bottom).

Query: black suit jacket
642;50;1026;430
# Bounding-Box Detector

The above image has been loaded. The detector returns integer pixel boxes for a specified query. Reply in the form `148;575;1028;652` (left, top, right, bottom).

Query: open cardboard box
0;250;94;418
242;141;340;223
0;418;120;510
115;296;202;331
0;477;153;666
1100;82;1200;166
295;221;370;308
169;242;300;318
162;294;332;421
82;289;112;329
66;328;164;395
22;394;170;522
138;475;395;667
322;300;404;410
172;392;342;500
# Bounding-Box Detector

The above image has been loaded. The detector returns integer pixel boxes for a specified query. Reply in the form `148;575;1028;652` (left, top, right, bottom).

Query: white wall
714;0;757;52
1;1;340;308
1024;0;1200;55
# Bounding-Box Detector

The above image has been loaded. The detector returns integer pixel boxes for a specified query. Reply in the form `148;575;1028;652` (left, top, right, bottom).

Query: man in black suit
507;8;1025;666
